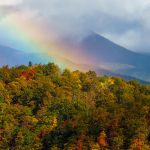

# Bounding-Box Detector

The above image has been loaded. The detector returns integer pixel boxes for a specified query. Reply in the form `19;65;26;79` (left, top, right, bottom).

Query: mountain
0;34;150;83
78;32;150;81
0;45;27;66
0;45;57;66
0;45;93;71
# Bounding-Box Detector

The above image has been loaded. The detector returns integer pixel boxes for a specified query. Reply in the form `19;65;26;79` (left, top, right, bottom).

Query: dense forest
0;62;150;150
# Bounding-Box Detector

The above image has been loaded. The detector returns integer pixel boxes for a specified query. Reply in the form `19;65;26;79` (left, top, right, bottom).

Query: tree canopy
0;63;150;149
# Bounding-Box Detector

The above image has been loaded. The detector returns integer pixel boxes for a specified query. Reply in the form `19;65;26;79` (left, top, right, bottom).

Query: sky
1;0;150;52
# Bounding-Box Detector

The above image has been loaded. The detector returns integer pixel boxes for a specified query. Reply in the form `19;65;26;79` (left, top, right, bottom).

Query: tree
28;61;33;67
97;131;108;148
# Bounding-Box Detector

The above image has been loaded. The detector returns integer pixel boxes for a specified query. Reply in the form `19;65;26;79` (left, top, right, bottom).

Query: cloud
0;6;20;21
102;30;141;51
1;0;150;52
0;0;22;20
0;0;22;6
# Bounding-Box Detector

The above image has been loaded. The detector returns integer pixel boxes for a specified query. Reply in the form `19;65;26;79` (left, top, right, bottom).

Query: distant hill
0;45;56;66
0;45;27;66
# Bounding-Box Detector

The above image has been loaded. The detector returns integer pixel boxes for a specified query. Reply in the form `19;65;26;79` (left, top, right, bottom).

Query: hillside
79;33;150;81
0;45;27;66
0;63;150;149
0;45;56;66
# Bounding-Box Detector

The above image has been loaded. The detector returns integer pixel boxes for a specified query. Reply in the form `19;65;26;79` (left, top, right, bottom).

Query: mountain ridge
0;32;150;82
78;32;150;81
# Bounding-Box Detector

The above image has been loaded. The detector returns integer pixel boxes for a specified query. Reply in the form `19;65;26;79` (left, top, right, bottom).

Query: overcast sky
1;0;150;52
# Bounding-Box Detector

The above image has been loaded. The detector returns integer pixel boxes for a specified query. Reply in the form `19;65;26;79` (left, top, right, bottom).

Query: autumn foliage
97;131;108;147
0;63;150;149
21;69;36;80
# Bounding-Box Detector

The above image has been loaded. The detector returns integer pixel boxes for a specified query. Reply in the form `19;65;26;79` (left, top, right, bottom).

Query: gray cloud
2;0;150;52
0;5;20;20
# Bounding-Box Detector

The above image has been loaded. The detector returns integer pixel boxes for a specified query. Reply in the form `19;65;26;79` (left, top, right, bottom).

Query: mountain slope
79;33;150;81
0;45;56;66
80;33;150;66
0;45;27;66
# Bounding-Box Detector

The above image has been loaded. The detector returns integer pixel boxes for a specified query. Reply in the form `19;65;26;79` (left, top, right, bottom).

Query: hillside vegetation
0;63;150;149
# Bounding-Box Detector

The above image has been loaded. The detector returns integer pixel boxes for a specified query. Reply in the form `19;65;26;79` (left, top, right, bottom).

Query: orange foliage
130;138;144;150
96;111;109;121
20;69;36;80
97;131;108;147
77;135;85;150
77;140;83;150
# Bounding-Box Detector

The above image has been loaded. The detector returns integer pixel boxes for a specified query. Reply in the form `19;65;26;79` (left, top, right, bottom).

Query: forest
0;62;150;150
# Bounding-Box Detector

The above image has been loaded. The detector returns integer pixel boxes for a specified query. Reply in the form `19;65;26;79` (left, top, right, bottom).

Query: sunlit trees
0;63;150;149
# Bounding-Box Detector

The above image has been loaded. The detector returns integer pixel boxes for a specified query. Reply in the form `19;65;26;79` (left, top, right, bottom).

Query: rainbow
0;12;91;70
